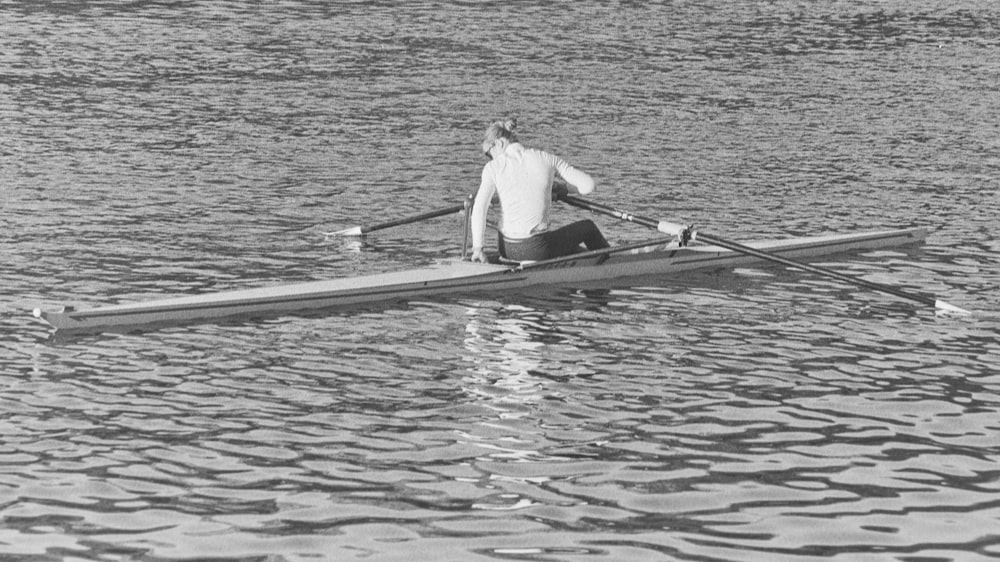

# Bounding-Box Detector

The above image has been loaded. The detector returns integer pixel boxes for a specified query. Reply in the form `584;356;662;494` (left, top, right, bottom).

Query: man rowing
469;118;610;263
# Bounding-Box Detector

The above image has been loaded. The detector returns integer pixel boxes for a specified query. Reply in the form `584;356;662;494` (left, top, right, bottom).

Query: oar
325;204;466;236
516;235;677;270
559;195;971;315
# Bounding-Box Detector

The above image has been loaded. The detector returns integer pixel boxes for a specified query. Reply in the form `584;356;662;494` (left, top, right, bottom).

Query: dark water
3;1;999;560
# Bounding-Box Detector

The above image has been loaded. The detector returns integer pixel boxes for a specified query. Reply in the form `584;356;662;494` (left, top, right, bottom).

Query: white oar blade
324;226;364;237
935;299;972;316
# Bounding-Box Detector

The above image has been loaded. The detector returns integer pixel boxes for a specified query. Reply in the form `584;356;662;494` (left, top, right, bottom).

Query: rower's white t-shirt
471;143;594;249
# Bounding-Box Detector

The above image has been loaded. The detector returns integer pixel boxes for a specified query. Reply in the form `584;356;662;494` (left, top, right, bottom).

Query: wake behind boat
33;228;927;334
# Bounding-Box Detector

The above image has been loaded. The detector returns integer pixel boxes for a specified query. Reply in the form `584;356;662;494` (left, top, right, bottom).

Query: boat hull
33;228;927;333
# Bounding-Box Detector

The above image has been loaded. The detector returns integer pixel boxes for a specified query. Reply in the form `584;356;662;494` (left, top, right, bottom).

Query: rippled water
3;1;1000;560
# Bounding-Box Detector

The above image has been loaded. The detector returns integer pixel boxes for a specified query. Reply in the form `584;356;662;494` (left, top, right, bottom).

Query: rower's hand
678;225;695;247
678;224;698;246
471;248;488;263
551;181;569;201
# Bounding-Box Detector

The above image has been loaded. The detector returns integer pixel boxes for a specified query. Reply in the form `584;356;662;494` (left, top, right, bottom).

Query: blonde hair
482;117;518;153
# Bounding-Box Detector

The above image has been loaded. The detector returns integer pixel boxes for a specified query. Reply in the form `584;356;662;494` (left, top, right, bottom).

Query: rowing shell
33;228;926;334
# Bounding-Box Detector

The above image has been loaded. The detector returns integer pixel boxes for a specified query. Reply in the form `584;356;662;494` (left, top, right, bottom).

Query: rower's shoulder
522;145;560;163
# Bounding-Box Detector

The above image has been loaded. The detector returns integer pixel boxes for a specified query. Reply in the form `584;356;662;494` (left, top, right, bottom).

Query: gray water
2;1;1000;560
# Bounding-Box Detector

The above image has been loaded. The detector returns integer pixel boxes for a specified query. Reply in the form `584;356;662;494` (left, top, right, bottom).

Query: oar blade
935;299;972;316
325;226;365;237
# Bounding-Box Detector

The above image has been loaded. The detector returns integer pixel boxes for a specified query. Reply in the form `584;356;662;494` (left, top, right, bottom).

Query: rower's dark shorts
499;219;609;262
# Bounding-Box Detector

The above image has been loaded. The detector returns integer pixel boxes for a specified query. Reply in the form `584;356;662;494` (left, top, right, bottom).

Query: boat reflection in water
458;300;597;514
462;302;552;415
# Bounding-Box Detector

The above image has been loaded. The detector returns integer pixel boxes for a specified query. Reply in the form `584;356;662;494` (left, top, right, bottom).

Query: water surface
2;1;999;560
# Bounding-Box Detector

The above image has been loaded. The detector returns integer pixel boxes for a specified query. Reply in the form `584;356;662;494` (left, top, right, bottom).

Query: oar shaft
562;197;659;229
359;204;466;234
560;196;687;236
517;236;676;270
694;232;936;307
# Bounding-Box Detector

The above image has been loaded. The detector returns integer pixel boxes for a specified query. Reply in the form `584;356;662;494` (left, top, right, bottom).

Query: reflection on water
3;291;1000;560
4;0;1000;560
463;303;551;410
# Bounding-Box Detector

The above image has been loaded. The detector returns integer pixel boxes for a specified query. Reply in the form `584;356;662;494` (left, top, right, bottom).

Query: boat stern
33;306;85;331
